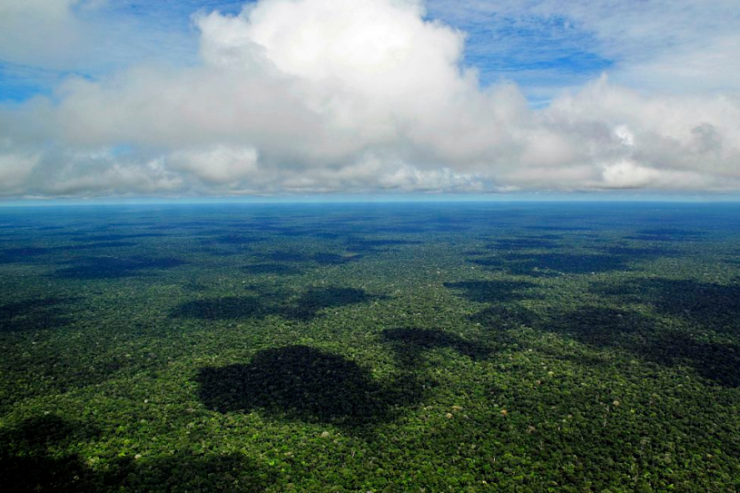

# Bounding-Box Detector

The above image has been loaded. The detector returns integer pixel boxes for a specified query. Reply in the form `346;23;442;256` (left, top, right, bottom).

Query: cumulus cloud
0;141;40;194
0;0;85;68
169;146;259;184
0;0;739;198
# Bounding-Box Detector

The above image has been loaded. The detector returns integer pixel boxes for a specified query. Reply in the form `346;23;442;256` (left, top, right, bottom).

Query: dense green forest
1;203;739;492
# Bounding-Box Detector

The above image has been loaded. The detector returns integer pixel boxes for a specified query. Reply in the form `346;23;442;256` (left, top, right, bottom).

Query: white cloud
0;0;199;78
0;144;40;194
600;160;659;189
28;149;184;197
0;0;97;69
43;161;182;196
169;145;259;184
0;0;739;198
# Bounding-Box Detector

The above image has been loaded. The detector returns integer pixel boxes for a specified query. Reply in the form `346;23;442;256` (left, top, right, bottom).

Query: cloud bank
1;0;739;198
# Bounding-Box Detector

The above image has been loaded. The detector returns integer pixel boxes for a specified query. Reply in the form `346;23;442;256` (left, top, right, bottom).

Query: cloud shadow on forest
0;414;274;493
173;287;382;322
196;345;423;429
0;296;77;333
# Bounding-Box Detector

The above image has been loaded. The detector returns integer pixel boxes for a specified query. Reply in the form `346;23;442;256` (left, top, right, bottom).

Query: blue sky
0;0;738;199
425;6;613;105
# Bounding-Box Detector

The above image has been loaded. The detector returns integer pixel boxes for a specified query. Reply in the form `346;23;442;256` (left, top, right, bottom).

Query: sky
0;0;739;200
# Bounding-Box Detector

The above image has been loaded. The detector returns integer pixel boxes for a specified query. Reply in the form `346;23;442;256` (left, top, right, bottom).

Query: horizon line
2;194;740;208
